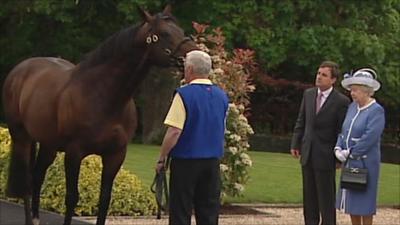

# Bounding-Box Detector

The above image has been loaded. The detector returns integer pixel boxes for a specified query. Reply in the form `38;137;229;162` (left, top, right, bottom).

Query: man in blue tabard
156;50;229;225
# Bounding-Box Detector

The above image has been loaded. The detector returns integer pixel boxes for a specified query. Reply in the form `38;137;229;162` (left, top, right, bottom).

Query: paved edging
229;203;399;208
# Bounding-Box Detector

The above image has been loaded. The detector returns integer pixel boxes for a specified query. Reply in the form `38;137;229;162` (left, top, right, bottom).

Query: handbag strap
344;151;366;168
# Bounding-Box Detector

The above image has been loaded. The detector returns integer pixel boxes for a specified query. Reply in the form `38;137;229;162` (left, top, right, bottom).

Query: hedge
0;127;157;216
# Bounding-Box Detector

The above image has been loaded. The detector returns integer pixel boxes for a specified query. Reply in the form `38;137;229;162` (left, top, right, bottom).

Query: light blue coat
335;100;385;215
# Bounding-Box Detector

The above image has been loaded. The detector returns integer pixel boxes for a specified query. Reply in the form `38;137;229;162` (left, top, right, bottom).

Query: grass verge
124;144;400;205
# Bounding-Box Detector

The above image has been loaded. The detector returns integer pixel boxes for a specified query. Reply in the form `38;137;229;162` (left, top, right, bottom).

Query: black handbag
340;156;368;191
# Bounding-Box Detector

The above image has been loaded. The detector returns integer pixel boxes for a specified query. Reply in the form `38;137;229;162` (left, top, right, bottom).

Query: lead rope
150;156;170;219
133;44;151;76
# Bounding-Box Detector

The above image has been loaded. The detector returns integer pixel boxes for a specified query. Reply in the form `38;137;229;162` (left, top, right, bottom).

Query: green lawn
123;144;400;205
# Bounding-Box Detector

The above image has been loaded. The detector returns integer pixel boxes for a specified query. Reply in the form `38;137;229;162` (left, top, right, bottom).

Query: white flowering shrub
191;23;256;198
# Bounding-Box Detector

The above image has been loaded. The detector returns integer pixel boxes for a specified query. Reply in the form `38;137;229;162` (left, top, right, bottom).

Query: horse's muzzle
169;36;198;70
170;56;185;72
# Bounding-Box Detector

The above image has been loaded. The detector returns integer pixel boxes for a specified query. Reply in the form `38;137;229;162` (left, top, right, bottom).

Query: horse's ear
162;4;172;15
137;5;152;22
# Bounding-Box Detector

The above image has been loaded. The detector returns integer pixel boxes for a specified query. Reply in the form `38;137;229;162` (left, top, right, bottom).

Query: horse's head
136;5;198;68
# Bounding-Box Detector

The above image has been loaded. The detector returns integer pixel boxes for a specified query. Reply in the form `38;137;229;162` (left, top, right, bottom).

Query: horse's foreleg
96;149;127;225
31;148;57;224
23;196;33;225
63;151;83;225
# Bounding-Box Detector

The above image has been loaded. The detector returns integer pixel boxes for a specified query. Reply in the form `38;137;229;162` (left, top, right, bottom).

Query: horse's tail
6;139;36;198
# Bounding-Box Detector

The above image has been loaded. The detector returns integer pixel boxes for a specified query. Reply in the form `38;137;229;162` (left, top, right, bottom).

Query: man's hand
290;149;300;158
156;126;182;173
155;160;165;173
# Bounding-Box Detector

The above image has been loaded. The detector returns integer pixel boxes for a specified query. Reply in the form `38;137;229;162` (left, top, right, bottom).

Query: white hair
352;84;375;97
185;50;212;76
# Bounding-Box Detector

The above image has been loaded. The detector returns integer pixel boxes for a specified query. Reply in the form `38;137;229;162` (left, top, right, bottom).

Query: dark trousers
169;158;221;225
302;163;336;225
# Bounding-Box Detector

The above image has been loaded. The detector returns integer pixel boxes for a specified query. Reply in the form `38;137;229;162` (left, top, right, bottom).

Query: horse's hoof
32;218;40;225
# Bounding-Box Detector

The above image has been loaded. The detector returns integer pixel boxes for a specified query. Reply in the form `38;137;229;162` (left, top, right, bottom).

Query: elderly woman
334;68;385;225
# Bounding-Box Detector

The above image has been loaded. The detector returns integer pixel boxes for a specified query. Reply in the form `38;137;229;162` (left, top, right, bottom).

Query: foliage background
0;0;398;141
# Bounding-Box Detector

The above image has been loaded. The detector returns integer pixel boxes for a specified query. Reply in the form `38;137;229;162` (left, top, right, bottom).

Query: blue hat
341;68;381;91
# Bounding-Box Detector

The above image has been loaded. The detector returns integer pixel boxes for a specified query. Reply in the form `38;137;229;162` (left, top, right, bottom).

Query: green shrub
0;128;11;199
0;127;157;216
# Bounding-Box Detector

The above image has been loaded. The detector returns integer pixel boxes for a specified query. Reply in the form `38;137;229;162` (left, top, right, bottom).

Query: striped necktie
316;92;323;113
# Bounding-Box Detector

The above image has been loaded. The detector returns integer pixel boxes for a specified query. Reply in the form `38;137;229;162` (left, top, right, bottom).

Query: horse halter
144;32;193;58
143;33;191;72
168;36;193;69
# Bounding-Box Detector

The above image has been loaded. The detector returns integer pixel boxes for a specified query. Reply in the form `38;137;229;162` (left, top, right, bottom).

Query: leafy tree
1;0;398;138
173;0;399;137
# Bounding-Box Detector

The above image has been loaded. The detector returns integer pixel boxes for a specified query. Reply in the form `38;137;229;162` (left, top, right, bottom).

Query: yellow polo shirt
164;79;213;129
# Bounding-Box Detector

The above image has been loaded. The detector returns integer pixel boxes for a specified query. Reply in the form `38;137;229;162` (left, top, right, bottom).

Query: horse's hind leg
6;125;35;225
96;149;127;225
31;145;57;225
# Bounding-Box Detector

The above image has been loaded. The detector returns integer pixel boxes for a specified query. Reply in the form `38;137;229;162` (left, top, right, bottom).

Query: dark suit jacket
291;87;350;170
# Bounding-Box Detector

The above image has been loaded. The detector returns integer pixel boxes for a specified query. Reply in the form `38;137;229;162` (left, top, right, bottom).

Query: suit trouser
302;163;336;225
169;158;221;225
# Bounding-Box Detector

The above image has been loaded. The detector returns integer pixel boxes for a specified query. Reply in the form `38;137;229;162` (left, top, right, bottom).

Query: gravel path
79;206;400;225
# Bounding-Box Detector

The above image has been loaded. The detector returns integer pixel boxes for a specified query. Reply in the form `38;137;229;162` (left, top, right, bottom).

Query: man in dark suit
290;61;350;225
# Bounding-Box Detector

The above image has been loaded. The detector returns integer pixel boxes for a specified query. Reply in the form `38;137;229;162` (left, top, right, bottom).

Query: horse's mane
78;23;143;70
78;13;178;71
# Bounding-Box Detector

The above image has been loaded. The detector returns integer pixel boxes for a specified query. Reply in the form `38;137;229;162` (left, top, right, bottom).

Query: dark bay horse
2;5;197;225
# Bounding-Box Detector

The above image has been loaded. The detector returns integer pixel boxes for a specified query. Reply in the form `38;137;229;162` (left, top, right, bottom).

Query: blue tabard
170;84;229;159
